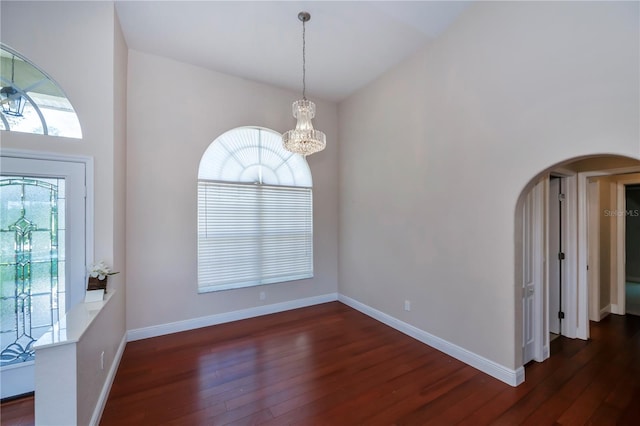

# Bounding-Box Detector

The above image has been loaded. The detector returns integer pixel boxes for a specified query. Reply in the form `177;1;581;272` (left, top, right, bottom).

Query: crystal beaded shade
283;99;326;156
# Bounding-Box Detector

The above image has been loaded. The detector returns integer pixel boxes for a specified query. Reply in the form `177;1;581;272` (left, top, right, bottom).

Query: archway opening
515;154;640;371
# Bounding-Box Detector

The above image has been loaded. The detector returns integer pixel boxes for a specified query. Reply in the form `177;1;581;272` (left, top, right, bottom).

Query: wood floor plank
296;355;468;425
617;385;640;425
224;331;415;412
264;342;446;423
2;304;640;426
518;343;624;425
0;395;34;426
487;324;622;426
358;365;479;426
394;372;506;425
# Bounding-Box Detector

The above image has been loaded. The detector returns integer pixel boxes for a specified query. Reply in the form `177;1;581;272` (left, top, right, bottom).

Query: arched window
0;44;82;138
198;127;313;292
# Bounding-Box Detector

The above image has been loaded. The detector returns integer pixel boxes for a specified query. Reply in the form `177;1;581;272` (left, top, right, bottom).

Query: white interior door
549;178;561;335
523;180;544;364
0;156;85;399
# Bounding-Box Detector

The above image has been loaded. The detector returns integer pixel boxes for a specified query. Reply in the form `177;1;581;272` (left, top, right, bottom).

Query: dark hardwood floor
2;302;640;425
0;395;34;426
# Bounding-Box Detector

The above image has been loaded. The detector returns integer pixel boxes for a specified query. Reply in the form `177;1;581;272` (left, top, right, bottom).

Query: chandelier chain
302;18;306;100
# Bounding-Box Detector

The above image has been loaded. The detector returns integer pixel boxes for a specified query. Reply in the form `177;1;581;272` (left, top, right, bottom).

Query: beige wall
1;1;127;422
338;1;639;370
125;50;338;331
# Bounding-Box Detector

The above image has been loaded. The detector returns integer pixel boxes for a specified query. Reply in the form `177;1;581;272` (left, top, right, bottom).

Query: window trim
0;43;82;138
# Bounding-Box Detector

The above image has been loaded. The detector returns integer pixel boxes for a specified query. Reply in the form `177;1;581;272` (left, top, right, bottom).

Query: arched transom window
0;44;82;138
197;127;313;292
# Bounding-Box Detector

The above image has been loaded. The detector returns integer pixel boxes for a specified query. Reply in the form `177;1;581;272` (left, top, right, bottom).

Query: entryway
517;154;640;369
0;154;87;399
587;174;640;321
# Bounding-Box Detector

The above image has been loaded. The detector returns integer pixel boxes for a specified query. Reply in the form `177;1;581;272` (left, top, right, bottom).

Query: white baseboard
543;345;549;360
599;304;611;320
90;333;127;426
338;294;524;387
126;292;524;387
611;304;624;315
127;293;339;341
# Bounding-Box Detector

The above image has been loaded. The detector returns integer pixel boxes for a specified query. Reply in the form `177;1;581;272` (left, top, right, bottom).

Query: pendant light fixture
283;11;326;157
0;54;26;117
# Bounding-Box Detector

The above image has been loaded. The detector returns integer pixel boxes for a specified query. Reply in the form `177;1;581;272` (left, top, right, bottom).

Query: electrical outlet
404;300;411;311
259;291;266;301
100;351;105;370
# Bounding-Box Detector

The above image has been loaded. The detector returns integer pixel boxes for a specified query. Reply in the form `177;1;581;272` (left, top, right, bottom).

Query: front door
0;156;85;399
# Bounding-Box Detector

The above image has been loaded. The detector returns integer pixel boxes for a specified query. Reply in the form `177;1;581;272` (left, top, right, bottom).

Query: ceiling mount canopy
282;11;326;157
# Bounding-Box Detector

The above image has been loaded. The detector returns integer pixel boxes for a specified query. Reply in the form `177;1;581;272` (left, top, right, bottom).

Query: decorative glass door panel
0;177;66;367
0;155;85;399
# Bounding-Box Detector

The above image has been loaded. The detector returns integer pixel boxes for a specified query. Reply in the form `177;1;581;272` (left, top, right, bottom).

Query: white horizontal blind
198;180;313;292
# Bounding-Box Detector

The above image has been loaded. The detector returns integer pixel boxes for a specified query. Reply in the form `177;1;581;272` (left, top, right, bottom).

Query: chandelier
282;11;326;157
0;55;26;117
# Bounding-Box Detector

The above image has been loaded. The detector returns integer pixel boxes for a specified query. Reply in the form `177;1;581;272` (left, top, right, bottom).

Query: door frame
0;148;94;399
547;169;578;339
523;170;577;364
614;174;640;314
587;179;601;322
577;166;640;339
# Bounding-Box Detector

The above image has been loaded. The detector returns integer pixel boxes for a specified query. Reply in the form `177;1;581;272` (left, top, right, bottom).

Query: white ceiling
115;1;471;102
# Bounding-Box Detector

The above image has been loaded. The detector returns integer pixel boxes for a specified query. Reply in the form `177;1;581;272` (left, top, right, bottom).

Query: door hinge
558;311;565;319
558;193;565;201
558;252;565;260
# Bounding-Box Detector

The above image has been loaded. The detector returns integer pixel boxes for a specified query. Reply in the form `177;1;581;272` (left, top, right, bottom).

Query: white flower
88;261;118;280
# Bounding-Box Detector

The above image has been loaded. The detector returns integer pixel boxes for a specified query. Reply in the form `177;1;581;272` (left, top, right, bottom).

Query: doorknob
528;288;534;295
